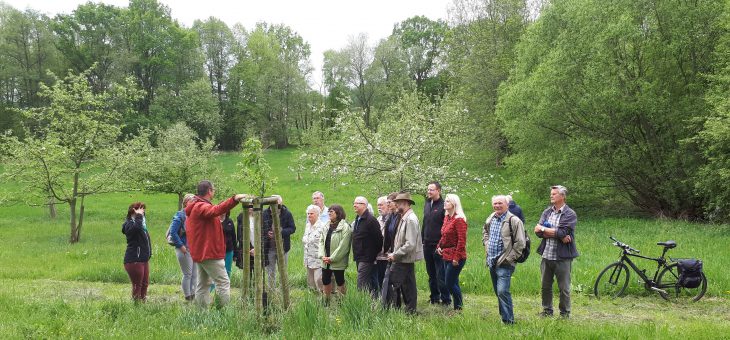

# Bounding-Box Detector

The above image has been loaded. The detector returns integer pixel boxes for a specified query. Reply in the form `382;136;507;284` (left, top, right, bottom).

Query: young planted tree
233;137;284;312
235;138;277;197
1;69;141;243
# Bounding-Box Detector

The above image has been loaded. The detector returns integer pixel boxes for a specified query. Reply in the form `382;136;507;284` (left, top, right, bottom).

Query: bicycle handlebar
609;236;640;253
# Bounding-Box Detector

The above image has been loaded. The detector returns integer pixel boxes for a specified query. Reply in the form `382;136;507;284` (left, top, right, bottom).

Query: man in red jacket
186;180;248;308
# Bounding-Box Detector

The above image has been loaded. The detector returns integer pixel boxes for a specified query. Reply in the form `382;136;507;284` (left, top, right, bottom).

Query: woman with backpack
436;194;468;311
123;201;152;302
168;194;196;301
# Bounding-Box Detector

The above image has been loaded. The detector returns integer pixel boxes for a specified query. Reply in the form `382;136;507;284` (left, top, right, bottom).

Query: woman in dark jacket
221;211;236;277
122;202;152;301
211;211;237;293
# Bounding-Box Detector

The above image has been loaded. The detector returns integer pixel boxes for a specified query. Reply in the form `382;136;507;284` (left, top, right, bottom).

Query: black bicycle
593;236;707;302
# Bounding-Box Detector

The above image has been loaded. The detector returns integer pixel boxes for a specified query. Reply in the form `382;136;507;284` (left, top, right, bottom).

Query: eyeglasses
354;202;366;205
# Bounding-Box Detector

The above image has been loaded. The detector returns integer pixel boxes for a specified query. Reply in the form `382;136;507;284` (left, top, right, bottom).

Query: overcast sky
2;0;451;90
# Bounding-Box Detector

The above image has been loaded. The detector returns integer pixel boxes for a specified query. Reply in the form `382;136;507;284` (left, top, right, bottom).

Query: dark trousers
423;244;449;303
374;260;388;292
540;258;572;316
357;261;377;296
388;263;417;313
124;262;149;301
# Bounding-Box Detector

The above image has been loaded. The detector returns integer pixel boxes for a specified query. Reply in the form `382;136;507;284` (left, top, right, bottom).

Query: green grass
0;148;729;338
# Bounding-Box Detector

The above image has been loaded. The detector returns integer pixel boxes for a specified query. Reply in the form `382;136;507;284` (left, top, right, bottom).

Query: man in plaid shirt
482;195;526;324
534;185;579;318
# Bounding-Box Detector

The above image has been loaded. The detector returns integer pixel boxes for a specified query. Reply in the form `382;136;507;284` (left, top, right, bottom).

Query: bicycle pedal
649;287;667;295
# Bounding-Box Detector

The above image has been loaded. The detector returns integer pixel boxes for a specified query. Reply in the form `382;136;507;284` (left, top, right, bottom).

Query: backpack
677;259;703;288
508;216;530;263
166;212;186;246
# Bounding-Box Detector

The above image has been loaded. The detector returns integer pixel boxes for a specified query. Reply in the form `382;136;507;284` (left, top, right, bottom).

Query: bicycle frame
616;246;672;290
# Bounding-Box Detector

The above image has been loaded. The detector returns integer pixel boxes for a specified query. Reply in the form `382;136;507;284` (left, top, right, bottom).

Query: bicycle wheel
657;263;707;302
594;262;630;298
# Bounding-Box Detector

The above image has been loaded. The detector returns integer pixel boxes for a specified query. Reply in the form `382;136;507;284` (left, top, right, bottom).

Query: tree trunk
69;198;79;243
242;204;251;303
69;172;80;243
177;192;184;211
48;196;57;219
253;198;263;316
77;196;85;243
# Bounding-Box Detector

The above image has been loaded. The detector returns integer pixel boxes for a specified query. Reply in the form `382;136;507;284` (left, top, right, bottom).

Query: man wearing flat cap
386;192;424;314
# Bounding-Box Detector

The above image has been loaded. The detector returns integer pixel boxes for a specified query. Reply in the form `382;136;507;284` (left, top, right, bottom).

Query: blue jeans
444;259;466;309
424;244;450;303
489;264;515;323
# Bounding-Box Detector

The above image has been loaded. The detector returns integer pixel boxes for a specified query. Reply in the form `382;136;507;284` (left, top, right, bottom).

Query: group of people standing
122;180;249;307
300;183;468;314
121;179;579;324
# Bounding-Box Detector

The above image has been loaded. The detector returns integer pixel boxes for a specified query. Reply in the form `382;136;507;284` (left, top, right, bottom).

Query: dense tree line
1;0;729;223
0;0;314;149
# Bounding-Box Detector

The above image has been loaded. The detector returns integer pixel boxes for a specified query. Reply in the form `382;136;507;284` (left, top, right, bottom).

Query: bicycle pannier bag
677;259;703;289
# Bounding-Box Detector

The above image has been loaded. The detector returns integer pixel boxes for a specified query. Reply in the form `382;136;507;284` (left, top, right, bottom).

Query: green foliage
497;0;726;218
135;122;217;209
300;92;506;197
0;68;142;242
695;2;730;221
235;138;277;197
447;0;529;165
0;5;61;106
51;2;125;93
150;78;222;140
230;23;312;149
392;15;449;96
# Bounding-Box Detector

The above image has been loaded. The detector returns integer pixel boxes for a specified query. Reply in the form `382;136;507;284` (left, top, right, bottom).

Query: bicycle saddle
657;240;676;249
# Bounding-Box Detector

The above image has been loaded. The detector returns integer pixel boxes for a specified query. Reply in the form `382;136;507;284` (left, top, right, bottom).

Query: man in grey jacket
483;195;526;324
386;192;424;314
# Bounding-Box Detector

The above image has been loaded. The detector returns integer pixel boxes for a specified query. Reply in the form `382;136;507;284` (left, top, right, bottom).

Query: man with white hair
311;191;329;224
262;195;296;287
482;195;526;324
352;196;383;296
534;185;578;318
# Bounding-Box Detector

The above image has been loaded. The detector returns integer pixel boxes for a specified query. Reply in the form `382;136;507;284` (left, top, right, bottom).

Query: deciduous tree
1;69;142;243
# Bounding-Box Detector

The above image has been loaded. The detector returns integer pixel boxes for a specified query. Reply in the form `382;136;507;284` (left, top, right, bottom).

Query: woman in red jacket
436;194;467;311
